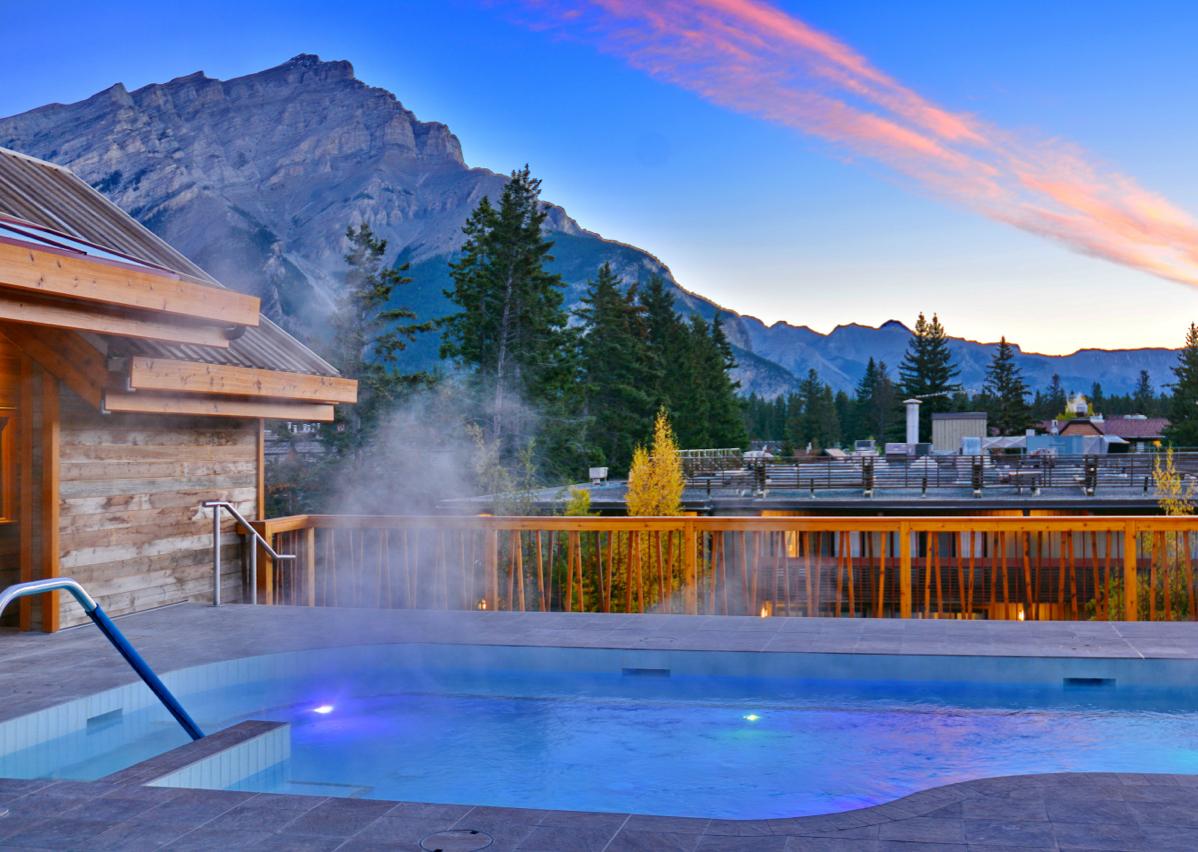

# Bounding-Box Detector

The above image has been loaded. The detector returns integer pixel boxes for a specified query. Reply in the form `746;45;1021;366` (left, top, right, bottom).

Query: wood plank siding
54;386;257;626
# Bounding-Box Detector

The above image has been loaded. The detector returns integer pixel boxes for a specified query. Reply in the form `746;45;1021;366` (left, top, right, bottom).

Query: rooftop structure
0;148;357;631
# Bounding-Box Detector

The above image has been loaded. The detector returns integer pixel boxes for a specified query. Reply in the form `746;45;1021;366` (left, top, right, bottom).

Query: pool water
5;646;1198;818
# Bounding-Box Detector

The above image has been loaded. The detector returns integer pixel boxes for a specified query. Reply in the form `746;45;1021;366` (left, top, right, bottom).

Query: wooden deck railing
249;515;1198;621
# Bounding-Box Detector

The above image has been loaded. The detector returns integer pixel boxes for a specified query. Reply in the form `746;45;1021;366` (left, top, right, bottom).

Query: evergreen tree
897;313;959;440
639;275;686;411
981;337;1031;436
1166;324;1198;446
670;314;746;450
324;223;431;458
707;315;748;447
1044;374;1067;419
271;223;430;514
834;390;854;445
1133;369;1155;414
816;385;843;449
575;263;654;474
440;166;575;465
789;369;840;450
852;357;897;442
1090;382;1105;414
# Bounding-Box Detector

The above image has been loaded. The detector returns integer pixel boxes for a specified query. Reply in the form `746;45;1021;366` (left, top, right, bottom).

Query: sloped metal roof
0;146;337;377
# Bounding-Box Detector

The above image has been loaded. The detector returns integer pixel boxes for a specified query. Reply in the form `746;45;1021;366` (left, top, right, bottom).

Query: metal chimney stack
904;398;922;445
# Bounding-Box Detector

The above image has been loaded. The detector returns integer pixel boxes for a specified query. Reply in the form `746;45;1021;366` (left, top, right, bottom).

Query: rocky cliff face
0;55;560;322
0;55;1176;397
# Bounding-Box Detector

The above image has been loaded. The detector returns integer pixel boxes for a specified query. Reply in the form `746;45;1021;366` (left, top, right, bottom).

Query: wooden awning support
0;239;259;327
0;290;232;348
103;390;335;422
0;324;109;409
128;357;357;404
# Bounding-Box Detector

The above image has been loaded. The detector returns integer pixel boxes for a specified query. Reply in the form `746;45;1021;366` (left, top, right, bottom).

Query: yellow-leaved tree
626;409;684;516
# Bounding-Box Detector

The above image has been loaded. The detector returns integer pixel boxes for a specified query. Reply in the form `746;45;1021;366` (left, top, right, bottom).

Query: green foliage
469;423;540;515
787;369;841;451
981;337;1032;436
856;357;897;441
269;223;431;514
1166;324;1198;446
563;486;595;517
323;223;432;457
440;166;577;468
897;313;960;438
575;263;655;474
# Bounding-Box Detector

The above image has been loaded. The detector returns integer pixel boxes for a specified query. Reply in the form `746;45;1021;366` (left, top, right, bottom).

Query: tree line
270;163;1198;514
269;166;745;512
744;312;1190;451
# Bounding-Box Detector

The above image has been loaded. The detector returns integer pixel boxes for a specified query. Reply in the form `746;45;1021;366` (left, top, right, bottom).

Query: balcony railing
688;452;1191;496
249;515;1198;622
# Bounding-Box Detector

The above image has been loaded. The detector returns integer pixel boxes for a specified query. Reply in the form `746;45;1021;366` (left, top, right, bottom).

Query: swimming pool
3;644;1198;818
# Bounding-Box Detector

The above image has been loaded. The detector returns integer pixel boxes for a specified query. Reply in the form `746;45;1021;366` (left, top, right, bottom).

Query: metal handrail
0;578;204;741
203;501;295;607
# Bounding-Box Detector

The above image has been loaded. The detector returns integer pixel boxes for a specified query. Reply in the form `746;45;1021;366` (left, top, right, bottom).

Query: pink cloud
508;0;1198;288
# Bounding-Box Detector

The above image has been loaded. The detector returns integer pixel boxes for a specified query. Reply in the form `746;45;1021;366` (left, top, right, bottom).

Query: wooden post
899;521;912;618
683;521;698;614
305;526;316;607
40;372;59;633
1124;521;1138;621
255;418;265;520
17;353;33;630
485;527;499;611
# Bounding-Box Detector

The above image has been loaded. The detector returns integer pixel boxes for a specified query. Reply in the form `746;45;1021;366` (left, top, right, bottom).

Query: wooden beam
0;239;259;326
0;323;107;409
0;291;232;348
103;390;335;422
256;418;265;520
128;357;357;403
18;353;33;631
41;371;60;633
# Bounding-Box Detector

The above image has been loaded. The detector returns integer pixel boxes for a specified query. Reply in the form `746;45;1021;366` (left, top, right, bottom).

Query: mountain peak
278;53;356;82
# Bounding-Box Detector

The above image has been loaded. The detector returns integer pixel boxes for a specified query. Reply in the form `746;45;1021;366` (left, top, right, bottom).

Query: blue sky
2;0;1196;354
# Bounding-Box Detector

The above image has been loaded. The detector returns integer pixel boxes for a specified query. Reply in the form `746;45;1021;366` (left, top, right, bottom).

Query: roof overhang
0;235;259;345
0;325;353;424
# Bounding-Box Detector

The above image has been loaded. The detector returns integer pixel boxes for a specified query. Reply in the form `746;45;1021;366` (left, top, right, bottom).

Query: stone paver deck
3;604;1198;849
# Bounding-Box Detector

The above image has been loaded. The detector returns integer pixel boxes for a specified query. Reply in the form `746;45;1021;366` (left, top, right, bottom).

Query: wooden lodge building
0;147;356;631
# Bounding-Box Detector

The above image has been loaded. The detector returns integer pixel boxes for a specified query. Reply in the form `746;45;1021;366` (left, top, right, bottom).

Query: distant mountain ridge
0;54;1179;397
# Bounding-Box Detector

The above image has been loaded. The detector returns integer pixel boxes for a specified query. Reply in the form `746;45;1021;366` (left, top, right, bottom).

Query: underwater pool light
313;704;335;715
743;713;761;722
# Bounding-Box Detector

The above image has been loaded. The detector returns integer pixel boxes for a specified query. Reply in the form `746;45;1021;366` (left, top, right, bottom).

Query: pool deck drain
2;604;1198;849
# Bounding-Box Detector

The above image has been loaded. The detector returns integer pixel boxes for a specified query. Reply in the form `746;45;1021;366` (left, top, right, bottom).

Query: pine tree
324;223;431;458
853;358;897;442
707;315;748;447
625;409;685;516
638;275;685;411
834;390;854;445
1041;374;1067;419
788;369;840;450
897;313;959;440
1166;324;1198;446
982;337;1031;436
440;166;575;464
575;263;654;474
1090;382;1105;414
1133;369;1155;415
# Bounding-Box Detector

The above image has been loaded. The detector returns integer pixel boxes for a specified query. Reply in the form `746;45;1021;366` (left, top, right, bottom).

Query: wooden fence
249;515;1198;621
